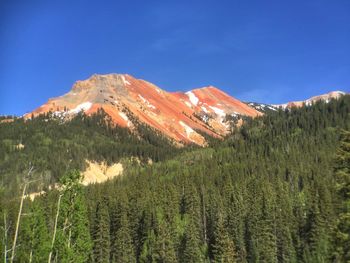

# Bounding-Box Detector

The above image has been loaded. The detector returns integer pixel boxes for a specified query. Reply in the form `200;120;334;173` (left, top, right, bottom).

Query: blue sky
1;0;349;115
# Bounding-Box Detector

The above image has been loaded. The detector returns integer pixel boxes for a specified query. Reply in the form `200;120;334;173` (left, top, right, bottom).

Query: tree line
0;95;350;262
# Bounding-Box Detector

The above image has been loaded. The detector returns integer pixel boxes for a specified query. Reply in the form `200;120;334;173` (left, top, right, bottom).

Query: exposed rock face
26;74;262;145
82;160;123;185
274;91;347;109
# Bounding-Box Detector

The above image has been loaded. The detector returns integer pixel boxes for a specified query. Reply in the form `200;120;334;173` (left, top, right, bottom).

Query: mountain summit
26;74;261;145
274;91;347;109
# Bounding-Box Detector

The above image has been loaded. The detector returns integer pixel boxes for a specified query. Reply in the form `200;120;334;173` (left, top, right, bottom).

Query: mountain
26;74;261;145
274;90;347;109
3;94;350;262
244;102;279;113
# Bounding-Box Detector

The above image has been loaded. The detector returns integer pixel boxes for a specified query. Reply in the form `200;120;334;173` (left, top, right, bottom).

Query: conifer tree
17;200;50;263
92;199;110;263
154;209;177;263
303;192;330;262
53;170;92;262
212;212;236;263
111;211;136;263
139;229;156;263
257;194;278;263
334;130;350;262
181;217;204;263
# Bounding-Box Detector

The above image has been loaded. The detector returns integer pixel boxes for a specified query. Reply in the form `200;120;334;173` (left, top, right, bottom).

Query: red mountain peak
26;74;261;145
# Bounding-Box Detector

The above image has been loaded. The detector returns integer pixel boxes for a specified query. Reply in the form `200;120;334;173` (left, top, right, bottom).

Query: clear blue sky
1;0;349;115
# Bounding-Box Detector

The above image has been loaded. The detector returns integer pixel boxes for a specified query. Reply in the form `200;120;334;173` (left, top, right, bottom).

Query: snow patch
305;100;313;106
119;112;132;127
186;91;199;106
53;111;65;119
201;106;209;113
138;95;156;109
138;94;147;103
184;101;192;108
121;75;131;85
267;106;277;111
47;101;92;120
202;115;209;122
69;102;92;114
209;106;229;127
119;112;128;121
179;121;194;137
209;106;225;118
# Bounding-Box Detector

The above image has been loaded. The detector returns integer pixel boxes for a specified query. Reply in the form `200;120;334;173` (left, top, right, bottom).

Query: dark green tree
111;211;136;263
92;199;110;263
53;170;92;262
154;209;177;263
17;200;50;262
212;212;236;263
181;217;204;263
333;130;350;262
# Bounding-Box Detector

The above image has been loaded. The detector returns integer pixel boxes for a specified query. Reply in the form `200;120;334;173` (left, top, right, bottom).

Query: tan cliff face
25;74;262;145
274;91;347;109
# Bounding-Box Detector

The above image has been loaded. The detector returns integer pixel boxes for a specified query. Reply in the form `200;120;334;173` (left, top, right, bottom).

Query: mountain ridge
273;90;347;109
25;73;262;145
23;73;347;145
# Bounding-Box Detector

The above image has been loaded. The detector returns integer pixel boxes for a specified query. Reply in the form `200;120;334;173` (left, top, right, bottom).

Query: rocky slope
26;74;262;145
274;91;347;109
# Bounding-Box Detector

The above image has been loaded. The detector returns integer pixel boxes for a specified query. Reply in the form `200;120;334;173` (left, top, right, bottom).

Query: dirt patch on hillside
82;160;123;185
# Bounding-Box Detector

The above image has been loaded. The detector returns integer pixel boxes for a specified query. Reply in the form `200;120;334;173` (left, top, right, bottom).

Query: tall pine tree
334;130;350;262
92;199;110;263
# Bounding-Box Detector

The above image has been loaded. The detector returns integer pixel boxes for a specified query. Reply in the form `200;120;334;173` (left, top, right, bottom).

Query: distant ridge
273;91;347;109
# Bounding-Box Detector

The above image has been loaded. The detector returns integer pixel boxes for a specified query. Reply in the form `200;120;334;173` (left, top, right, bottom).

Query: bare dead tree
9;166;34;263
48;192;63;263
2;212;11;263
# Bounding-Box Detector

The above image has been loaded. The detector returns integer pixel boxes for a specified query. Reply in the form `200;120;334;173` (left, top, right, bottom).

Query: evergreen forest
1;95;350;262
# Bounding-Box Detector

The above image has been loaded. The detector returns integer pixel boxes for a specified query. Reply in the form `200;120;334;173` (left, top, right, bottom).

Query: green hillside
1;95;350;262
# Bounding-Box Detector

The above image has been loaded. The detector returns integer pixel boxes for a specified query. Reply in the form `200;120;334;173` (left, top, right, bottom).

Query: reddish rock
25;74;262;145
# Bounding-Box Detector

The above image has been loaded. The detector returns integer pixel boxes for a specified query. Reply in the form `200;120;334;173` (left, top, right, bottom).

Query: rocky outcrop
26;74;262;145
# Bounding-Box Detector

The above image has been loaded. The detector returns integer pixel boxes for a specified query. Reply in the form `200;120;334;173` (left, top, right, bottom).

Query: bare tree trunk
3;212;9;263
9;166;34;263
65;192;75;250
29;249;33;263
201;185;207;243
67;228;72;249
28;223;36;263
48;193;62;263
9;182;27;263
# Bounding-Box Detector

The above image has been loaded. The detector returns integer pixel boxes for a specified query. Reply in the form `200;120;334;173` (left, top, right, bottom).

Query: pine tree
181;218;204;262
92;199;110;263
111;211;136;263
154;209;177;263
17;200;50;263
139;229;156;263
303;191;330;262
180;184;205;262
334;130;350;262
212;212;236;263
225;186;247;262
53;170;92;262
257;194;278;263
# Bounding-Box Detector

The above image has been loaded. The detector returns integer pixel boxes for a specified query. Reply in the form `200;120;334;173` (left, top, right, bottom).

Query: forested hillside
0;109;185;197
1;95;350;262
